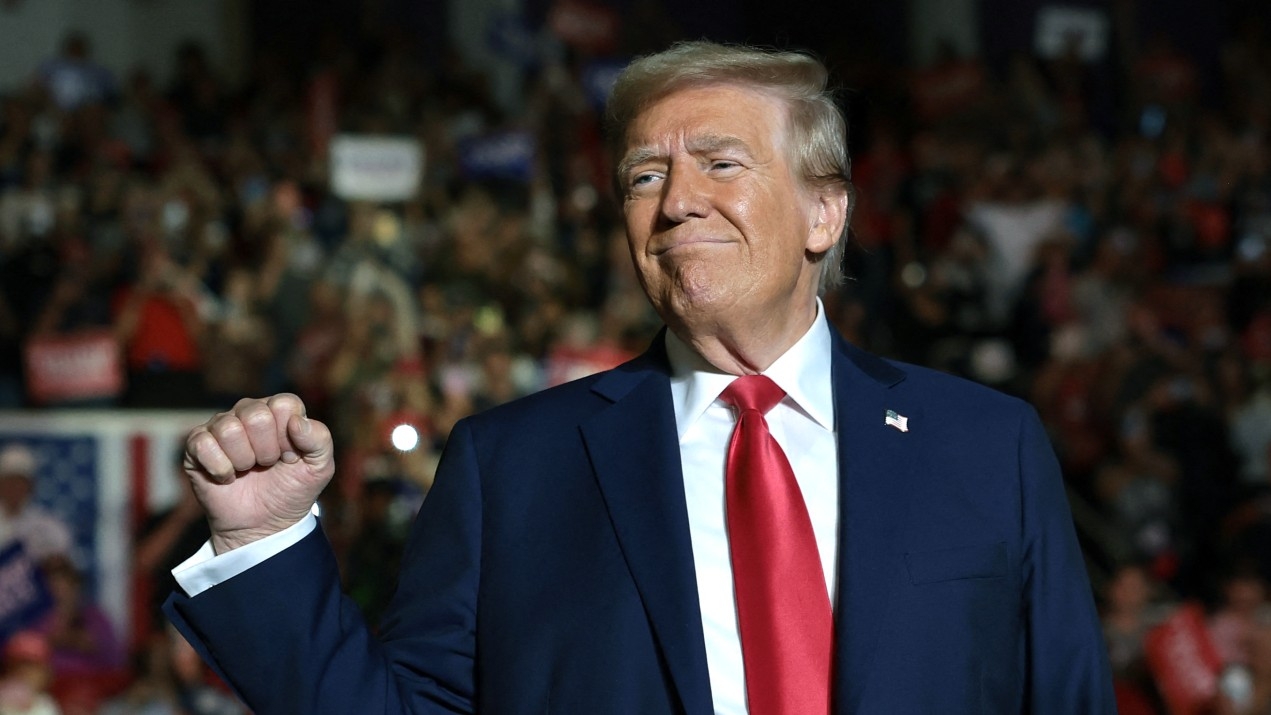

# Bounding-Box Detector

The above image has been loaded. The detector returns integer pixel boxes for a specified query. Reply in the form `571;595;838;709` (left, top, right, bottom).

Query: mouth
652;237;730;256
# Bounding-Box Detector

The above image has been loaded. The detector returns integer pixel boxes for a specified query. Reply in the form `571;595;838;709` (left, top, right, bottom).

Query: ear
804;183;849;255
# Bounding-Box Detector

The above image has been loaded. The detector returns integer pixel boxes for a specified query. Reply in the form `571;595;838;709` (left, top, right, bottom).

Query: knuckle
208;416;245;441
241;406;275;432
232;397;260;411
269;392;305;415
186;434;229;476
187;430;215;457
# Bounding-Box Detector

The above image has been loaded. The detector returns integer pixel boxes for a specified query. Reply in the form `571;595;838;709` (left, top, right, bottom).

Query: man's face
0;474;30;514
619;84;841;341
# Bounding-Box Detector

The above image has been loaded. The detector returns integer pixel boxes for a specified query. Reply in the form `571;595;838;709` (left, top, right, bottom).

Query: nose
659;162;711;225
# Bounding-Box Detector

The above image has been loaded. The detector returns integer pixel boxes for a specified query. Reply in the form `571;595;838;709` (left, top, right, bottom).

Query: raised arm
166;395;481;714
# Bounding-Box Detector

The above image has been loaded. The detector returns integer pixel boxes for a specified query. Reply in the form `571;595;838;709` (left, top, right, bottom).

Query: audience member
1210;564;1271;669
0;632;59;715
1102;562;1173;713
110;241;208;408
34;34;116;113
0;445;72;563
36;556;125;680
98;627;242;715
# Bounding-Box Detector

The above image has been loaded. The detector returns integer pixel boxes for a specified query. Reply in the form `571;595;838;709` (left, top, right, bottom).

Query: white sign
1035;6;1109;62
330;135;424;201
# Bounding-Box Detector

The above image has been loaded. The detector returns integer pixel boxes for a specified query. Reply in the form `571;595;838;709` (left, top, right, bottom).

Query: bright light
391;424;420;452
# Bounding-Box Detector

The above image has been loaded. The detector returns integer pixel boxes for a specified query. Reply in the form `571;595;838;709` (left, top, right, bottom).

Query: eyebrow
617;148;659;183
687;134;754;157
617;133;755;182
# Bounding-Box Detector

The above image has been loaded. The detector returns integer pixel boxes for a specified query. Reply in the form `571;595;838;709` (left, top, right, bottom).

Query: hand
184;394;335;553
172;484;205;522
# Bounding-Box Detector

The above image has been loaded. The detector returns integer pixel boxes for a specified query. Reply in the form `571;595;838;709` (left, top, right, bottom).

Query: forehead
624;83;791;154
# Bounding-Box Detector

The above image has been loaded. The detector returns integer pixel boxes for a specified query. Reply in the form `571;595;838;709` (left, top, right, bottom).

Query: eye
708;160;743;176
628;172;662;193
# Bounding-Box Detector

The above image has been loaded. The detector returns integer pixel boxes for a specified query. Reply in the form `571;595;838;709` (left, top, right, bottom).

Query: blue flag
0;543;53;642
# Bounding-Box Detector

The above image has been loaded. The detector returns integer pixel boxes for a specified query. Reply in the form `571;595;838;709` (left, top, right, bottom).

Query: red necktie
721;375;832;715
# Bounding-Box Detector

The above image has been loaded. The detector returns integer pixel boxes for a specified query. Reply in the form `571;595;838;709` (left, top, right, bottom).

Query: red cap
4;631;51;665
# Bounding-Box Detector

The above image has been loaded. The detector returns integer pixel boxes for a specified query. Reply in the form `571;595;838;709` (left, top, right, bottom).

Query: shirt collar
666;299;835;439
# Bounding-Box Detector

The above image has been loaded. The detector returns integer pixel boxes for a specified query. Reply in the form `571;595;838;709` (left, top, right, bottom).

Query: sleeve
1017;406;1117;714
163;419;484;715
172;514;316;597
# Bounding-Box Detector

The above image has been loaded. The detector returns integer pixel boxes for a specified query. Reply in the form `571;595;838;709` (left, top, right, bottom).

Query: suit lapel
578;331;919;714
830;333;921;713
581;343;714;715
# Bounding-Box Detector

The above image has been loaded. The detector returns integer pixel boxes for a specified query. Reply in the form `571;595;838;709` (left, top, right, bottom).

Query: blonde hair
606;40;854;290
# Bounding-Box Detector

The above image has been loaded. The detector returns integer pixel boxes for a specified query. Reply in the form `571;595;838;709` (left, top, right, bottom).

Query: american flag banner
0;409;210;649
0;542;53;642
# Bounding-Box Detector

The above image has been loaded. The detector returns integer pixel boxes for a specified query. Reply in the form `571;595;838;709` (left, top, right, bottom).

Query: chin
645;260;746;321
666;291;745;334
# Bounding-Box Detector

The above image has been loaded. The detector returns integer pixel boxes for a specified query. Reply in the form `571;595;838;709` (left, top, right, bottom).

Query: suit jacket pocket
904;541;1007;585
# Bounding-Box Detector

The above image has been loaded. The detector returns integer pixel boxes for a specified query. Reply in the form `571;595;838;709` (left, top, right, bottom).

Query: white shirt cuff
172;514;318;597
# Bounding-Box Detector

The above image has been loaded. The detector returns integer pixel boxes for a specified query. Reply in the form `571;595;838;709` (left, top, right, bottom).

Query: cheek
624;205;666;264
732;186;796;241
623;206;654;251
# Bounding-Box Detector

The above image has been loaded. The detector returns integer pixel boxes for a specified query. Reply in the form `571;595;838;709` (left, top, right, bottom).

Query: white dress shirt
173;507;316;596
666;303;839;715
174;304;841;715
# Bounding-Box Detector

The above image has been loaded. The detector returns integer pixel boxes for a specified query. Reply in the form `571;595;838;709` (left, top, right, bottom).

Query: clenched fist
184;394;335;554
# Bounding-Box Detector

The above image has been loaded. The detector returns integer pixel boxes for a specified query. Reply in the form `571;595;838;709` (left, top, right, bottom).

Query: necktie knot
720;374;785;416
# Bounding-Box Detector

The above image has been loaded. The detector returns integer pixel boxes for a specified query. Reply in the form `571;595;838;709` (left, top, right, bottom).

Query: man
36;32;118;112
167;42;1115;713
0;443;73;563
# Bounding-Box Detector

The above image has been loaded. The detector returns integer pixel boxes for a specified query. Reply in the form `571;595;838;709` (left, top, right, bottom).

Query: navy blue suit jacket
166;330;1115;713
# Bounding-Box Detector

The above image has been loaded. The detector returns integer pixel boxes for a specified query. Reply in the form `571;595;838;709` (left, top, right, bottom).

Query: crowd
0;6;1268;713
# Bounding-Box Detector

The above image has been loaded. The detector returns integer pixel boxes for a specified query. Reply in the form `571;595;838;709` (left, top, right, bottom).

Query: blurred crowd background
0;0;1269;712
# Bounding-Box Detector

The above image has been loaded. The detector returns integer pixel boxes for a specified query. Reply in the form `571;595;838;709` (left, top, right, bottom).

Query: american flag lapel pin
885;409;909;433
